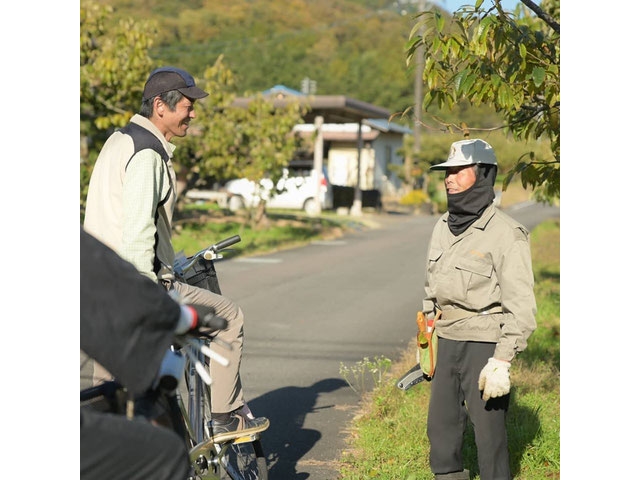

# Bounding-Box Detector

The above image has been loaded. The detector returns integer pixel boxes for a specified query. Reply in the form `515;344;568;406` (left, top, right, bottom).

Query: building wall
327;142;376;189
370;132;405;195
327;134;405;194
293;121;409;196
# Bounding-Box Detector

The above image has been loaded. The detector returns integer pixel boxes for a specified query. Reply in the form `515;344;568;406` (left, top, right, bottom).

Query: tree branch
519;0;559;34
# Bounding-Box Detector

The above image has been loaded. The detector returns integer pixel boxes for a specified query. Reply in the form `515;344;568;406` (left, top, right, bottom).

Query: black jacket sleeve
80;228;181;396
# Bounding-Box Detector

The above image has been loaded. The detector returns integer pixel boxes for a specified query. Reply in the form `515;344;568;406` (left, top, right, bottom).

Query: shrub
399;190;429;207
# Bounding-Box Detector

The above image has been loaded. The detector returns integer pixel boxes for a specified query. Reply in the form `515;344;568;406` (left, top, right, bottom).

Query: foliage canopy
406;0;560;201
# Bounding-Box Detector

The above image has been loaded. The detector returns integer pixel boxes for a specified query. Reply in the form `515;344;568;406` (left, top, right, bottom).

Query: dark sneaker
211;414;270;443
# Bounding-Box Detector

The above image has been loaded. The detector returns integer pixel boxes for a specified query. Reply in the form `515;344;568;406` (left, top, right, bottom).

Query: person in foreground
83;66;268;441
80;227;191;479
421;139;537;480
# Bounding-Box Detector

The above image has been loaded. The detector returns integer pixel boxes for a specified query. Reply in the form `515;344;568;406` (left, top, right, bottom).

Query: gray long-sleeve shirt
422;203;537;362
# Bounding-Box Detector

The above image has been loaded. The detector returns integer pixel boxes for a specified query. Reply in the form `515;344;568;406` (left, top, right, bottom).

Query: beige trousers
170;280;245;414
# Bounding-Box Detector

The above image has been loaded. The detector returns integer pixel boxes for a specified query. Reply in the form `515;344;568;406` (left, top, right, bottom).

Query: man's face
157;96;196;141
445;165;477;194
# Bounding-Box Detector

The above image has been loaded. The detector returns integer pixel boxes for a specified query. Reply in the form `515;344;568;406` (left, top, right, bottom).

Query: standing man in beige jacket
422;139;537;480
84;66;269;442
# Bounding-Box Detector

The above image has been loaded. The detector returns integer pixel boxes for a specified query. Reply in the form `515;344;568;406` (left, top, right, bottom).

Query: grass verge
172;202;359;258
338;218;560;480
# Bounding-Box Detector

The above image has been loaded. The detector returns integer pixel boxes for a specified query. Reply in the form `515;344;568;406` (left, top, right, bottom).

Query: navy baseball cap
142;67;209;102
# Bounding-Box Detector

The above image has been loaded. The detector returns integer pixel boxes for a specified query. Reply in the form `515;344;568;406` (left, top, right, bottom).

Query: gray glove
478;357;511;401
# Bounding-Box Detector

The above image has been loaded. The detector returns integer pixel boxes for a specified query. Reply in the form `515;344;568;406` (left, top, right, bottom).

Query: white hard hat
430;139;497;170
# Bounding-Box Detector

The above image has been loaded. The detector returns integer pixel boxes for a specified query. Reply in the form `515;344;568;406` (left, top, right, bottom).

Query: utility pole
414;0;426;164
349;121;363;217
413;0;427;194
311;115;324;216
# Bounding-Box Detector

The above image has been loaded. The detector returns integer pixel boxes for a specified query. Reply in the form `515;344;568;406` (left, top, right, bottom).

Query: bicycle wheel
179;351;210;438
218;437;268;480
180;340;269;479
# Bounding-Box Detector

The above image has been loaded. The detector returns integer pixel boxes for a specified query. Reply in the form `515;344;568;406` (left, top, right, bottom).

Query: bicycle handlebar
200;313;227;332
192;234;241;262
212;234;241;253
175;304;228;336
174;234;242;278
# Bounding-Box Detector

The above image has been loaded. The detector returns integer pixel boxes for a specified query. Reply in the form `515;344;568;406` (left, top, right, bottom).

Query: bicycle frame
175;323;268;480
175;235;269;480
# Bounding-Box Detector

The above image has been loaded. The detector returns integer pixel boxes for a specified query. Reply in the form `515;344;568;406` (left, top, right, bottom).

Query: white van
222;160;333;214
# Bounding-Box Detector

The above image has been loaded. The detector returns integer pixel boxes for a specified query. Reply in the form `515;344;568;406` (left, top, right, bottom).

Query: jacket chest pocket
454;256;494;301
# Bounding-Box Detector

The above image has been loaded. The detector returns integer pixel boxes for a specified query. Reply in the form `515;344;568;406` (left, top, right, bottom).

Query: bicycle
174;234;269;480
80;234;269;480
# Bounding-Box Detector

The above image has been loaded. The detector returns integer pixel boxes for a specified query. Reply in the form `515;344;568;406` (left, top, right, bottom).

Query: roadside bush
399;189;428;207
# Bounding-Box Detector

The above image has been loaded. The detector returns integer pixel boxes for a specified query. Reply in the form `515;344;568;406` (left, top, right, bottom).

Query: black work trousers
80;408;190;480
427;337;511;480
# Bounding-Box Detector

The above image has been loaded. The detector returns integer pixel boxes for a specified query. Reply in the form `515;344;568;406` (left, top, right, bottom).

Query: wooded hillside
91;0;494;123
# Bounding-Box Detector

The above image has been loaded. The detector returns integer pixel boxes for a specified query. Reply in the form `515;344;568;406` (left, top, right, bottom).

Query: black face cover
446;164;497;236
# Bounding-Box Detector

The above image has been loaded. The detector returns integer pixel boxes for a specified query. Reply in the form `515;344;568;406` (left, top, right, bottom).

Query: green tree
80;0;157;214
174;55;306;228
407;0;560;201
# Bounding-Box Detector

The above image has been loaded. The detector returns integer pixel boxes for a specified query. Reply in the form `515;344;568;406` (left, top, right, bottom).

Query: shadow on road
247;378;348;479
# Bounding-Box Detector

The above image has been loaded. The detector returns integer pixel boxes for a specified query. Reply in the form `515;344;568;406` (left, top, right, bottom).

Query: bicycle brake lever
198;342;230;367
209;336;232;351
181;342;212;385
181;337;229;368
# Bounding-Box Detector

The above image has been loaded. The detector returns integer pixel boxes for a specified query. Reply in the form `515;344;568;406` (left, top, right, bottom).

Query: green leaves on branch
175;55;306;189
80;0;158;215
80;1;156;135
407;0;560;202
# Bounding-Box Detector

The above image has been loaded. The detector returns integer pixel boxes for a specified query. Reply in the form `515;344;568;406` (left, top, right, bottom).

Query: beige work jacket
422;203;537;361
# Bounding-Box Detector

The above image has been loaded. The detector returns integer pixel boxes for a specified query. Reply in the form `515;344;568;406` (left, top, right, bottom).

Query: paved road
216;202;559;480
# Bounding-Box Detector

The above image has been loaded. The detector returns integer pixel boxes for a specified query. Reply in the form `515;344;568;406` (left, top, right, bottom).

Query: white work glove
478;358;511;401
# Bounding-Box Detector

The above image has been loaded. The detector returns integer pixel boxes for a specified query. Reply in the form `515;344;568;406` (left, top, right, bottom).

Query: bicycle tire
219;438;268;480
180;347;268;480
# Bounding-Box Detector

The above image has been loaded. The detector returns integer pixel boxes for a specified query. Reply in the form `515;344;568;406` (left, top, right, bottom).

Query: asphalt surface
214;202;560;480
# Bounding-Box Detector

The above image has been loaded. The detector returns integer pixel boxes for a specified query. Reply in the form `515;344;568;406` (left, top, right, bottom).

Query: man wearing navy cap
84;67;269;444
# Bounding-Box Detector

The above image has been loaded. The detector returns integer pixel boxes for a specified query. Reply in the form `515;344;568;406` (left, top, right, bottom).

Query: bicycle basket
182;256;222;295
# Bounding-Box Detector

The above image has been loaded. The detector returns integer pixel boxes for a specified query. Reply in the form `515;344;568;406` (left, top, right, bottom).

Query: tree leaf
532;66;545;87
519;43;527;60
